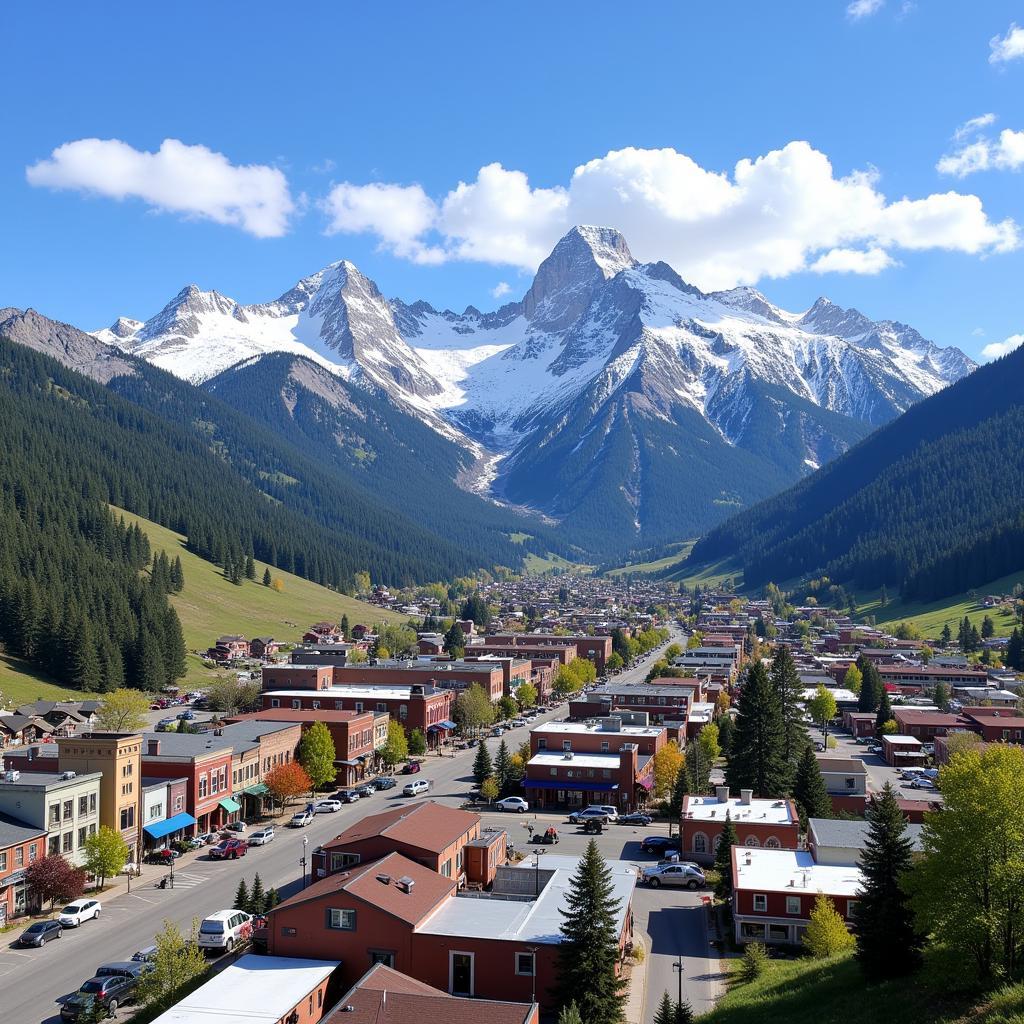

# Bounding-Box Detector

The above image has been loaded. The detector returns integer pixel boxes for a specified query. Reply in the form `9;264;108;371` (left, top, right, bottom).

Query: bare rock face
0;308;137;384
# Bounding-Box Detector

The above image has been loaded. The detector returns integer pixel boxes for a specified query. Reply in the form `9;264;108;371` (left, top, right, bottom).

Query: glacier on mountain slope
93;225;975;506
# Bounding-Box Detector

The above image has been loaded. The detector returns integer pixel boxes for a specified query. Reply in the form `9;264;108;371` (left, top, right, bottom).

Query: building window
693;832;708;854
29;843;37;863
62;832;73;854
515;952;535;976
199;776;208;799
376;703;386;713
292;700;301;710
150;803;163;820
327;908;356;930
49;804;60;826
537;739;547;750
0;851;6;872
312;701;320;710
753;894;768;913
845;777;856;790
369;951;395;967
550;768;558;777
741;922;766;940
355;702;363;713
441;859;452;877
15;846;23;867
89;793;97;813
601;741;610;752
399;705;408;719
48;836;60;856
765;837;781;850
330;852;361;870
846;900;859;919
786;896;801;915
211;773;219;795
63;800;73;820
175;795;183;812
562;740;572;751
78;795;89;816
120;806;135;830
744;836;760;848
271;699;280;708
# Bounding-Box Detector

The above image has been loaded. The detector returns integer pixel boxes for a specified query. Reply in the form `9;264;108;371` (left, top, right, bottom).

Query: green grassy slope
0;654;95;708
702;950;1022;1024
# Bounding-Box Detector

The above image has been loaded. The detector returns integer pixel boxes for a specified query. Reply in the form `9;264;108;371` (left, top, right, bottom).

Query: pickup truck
209;838;248;860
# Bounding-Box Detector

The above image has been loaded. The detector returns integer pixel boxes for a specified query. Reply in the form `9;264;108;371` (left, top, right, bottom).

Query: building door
450;952;474;997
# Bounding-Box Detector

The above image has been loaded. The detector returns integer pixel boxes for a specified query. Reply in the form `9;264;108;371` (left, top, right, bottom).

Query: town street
6;633;698;1024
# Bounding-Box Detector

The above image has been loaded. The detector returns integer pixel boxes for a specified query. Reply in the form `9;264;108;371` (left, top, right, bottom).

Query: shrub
740;942;769;982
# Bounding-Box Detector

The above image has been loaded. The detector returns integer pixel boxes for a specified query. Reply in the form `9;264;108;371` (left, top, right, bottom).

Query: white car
496;796;529;812
58;898;101;927
223;820;247;832
313;799;343;813
248;827;275;846
197;909;253;953
121;862;141;876
911;777;937;790
289;809;314;828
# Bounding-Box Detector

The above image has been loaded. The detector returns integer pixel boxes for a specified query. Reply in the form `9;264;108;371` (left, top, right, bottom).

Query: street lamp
301;836;309;889
673;955;684;1009
531;848;545;897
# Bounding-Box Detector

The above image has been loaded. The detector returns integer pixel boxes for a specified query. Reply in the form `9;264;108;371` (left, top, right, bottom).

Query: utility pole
301;836;309;889
532;848;545;897
673;956;684;1009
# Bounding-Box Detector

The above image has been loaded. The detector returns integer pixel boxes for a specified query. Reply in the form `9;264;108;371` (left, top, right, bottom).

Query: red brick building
959;710;1024;743
486;633;613;674
892;709;961;740
680;788;800;864
569;683;697;725
732;847;863;946
312;802;482;884
0;814;46;923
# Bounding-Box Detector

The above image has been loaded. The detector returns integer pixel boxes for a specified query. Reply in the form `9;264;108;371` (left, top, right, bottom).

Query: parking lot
825;728;944;804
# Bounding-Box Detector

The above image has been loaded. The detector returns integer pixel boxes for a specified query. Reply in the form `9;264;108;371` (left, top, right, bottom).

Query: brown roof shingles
321;801;479;855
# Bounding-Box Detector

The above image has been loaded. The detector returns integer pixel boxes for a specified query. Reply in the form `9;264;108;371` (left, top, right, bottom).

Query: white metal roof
684;795;796;825
529;751;622;769
734;848;863;897
149;954;339;1024
532;721;662;736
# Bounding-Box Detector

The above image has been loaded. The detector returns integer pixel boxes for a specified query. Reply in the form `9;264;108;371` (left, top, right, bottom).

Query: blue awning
524;780;619;792
428;720;458;732
143;812;196;840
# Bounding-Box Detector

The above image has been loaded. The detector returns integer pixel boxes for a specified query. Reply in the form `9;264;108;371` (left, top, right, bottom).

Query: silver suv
641;863;706;890
569;805;620;824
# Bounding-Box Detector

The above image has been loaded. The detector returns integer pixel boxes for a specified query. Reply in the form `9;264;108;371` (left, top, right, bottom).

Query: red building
0;814;46;923
732;847;863;946
569;683;697;725
140;733;236;834
485;633;613;674
959;710;1024;743
892;709;961;740
680;788;800;864
312;802;483;884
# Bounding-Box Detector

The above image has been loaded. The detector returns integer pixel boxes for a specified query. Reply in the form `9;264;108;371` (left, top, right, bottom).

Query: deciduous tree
516;682;538;710
379;720;409;768
653;742;684;801
264;761;313;808
26;854;86;911
82;826;129;890
803;893;854;958
298;721;337;792
136;918;207;1006
95;688;150;732
407;728;427;756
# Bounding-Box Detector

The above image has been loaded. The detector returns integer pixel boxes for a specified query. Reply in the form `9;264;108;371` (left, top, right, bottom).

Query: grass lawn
605;541;696;577
522;551;595;575
854;568;1024;640
666;555;742;591
702;949;1022;1024
112;507;408;689
0;653;96;707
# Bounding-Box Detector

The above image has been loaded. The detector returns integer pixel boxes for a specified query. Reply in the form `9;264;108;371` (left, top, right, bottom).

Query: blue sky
3;1;1023;359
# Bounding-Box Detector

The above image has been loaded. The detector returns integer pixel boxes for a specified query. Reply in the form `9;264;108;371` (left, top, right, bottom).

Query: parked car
209;838;248;860
146;847;180;865
496;796;529;812
248;827;275;846
401;760;422;775
223;820;247;832
337;791;361;804
641;862;707;890
921;743;936;755
176;710;195;720
619;812;654;826
18;919;62;947
156;718;176;731
373;777;397;791
354;784;375;798
403;778;432;797
197;909;253;954
640;836;682;855
58;899;102;927
510;718;527;727
131;946;158;963
568;805;619;824
289;809;314;828
61;962;149;1020
313;798;344;813
491;727;505;737
194;831;219;846
911;777;937;790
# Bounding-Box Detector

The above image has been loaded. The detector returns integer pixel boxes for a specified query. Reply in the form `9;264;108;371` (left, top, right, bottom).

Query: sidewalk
624;936;648;1024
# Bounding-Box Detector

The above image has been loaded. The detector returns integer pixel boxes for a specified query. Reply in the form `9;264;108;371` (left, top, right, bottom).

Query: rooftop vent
4;769;20;783
563;751;574;760
60;771;77;781
397;876;415;894
376;873;392;885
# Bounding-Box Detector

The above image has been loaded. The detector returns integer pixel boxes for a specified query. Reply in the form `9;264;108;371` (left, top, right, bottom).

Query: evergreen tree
1007;627;1024;670
875;687;893;734
853;783;922;979
940;623;952;647
170;555;185;592
443;622;466;657
162;607;186;682
234;878;250;913
856;655;881;713
725;662;787;797
717;713;735;757
668;762;689;820
969;623;981;651
554;840;627;1023
250;873;266;915
245;555;256;580
262;567;272;587
472;742;493;787
792;745;832;827
769;645;809;788
494;739;513;797
339;614;350;639
654;992;675;1024
265;887;280;909
675;998;695;1024
557;1004;582;1024
713;812;738;904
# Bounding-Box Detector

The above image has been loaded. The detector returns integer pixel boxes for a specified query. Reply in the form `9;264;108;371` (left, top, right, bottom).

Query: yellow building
57;733;143;861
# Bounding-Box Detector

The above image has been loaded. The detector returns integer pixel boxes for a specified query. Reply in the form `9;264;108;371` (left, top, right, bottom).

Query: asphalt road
6;632;684;1024
825;727;944;804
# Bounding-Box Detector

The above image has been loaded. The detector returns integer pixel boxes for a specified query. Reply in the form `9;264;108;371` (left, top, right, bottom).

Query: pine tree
234;878;250;913
875;687;893;734
853;783;922;979
472;742;493;787
856;655;881;713
170;555;185;592
792;744;831;826
265;887;280;909
1007;627;1024;670
557;1004;583;1024
674;998;695;1024
969;623;981;651
940;623;952;647
554;840;627;1023
769;645;809;786
668;762;689;820
713;812;738;904
339;614;350;639
494;739;513;797
262;567;272;587
245;555;256;581
725;661;787;797
250;873;266;915
717;713;735;757
654;992;675;1024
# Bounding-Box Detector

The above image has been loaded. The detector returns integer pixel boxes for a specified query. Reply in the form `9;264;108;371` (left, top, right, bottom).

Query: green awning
219;797;241;814
242;784;268;797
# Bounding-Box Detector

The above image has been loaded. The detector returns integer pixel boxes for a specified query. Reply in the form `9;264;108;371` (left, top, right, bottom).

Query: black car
338;789;360;803
640;835;681;855
619;812;654;826
373;777;397;790
18;919;62;946
61;964;147;1019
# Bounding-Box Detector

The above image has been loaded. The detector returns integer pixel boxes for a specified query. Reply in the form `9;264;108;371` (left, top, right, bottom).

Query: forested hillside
689;344;1024;600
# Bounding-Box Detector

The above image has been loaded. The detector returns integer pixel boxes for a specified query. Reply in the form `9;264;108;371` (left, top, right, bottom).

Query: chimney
715;785;729;804
740;788;753;806
147;739;161;756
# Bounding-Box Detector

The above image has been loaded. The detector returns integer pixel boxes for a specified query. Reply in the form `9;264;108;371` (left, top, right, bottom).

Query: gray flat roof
141;732;233;757
0;770;101;789
0;811;46;846
809;817;924;852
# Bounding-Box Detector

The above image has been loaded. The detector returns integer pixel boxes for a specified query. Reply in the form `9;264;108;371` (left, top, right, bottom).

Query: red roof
320;800;479;855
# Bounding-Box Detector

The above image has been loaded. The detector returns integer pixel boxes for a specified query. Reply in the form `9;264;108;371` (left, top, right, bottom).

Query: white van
197;909;252;953
402;778;432;797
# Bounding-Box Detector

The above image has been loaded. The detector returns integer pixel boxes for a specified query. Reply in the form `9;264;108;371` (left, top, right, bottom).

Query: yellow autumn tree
803;893;854;959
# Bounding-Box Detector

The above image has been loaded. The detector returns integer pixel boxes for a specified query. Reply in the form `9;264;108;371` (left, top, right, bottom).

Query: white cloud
491;281;512;299
953;112;997;141
319;142;1019;290
26;138;295;237
809;247;896;274
937;127;1024;177
971;326;986;337
990;23;1024;64
847;0;884;19
981;334;1024;360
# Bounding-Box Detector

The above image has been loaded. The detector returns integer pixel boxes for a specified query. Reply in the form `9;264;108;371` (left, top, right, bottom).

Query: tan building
57;733;143;860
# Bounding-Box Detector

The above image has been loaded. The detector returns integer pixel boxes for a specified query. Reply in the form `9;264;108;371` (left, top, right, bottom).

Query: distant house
249;637;280;659
808;817;923;866
216;635;251;659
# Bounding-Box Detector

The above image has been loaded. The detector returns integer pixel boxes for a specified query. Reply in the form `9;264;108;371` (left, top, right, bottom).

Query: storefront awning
143;812;197;840
428;720;458;732
335;758;361;767
218;798;241;815
524;780;619;792
242;784;268;797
